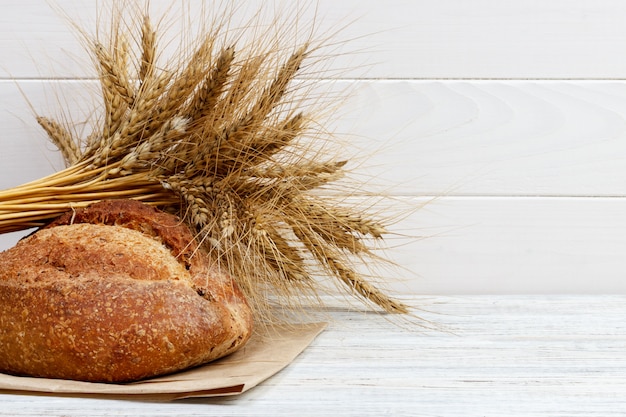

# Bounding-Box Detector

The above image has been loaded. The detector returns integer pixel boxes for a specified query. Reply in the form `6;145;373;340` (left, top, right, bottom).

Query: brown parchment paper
0;322;326;400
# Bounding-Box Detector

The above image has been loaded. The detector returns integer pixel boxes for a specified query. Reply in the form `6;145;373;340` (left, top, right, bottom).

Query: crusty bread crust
0;200;253;382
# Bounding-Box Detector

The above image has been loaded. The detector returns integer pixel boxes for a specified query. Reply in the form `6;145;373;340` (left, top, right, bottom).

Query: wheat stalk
0;2;410;320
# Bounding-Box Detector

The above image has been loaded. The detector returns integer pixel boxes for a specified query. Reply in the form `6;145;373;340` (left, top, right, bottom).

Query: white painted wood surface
5;0;626;79
9;79;626;197
5;78;626;293
386;196;626;294
2;5;626;293
1;2;626;415
0;296;624;417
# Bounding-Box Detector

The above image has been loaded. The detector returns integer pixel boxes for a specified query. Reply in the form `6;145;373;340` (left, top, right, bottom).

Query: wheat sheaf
0;2;410;319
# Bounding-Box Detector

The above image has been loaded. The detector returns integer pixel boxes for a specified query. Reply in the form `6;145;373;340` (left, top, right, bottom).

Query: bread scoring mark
45;200;205;275
20;224;191;284
0;200;253;382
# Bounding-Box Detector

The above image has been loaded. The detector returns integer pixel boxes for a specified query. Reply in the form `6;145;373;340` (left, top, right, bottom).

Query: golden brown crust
0;200;253;383
46;199;201;272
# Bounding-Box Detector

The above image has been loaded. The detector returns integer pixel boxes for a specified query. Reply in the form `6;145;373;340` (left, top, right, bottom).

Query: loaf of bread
0;199;253;383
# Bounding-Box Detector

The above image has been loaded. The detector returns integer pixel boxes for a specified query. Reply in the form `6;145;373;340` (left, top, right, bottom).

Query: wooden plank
4;193;626;295
4;79;626;197
0;295;624;416
338;80;626;196
4;0;626;80
382;196;626;295
0;80;86;190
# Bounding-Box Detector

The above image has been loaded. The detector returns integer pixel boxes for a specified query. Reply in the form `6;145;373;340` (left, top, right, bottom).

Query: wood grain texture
4;80;626;293
4;0;626;79
0;3;625;414
337;80;626;196
386;197;626;294
4;195;626;295
0;295;624;417
5;79;626;197
2;3;626;294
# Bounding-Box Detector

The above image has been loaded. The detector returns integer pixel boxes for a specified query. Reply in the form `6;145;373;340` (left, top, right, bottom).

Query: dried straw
0;2;409;320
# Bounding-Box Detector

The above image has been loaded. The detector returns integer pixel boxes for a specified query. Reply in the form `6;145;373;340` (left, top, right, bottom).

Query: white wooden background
3;2;626;416
4;0;626;295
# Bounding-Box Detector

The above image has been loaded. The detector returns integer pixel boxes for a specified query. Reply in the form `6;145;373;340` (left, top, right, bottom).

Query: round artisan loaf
0;199;253;383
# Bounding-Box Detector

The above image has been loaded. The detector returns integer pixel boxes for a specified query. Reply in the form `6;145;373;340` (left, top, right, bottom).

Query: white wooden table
0;295;624;416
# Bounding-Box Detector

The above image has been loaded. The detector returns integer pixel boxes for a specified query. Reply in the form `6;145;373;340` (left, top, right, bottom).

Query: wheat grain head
2;1;413;323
